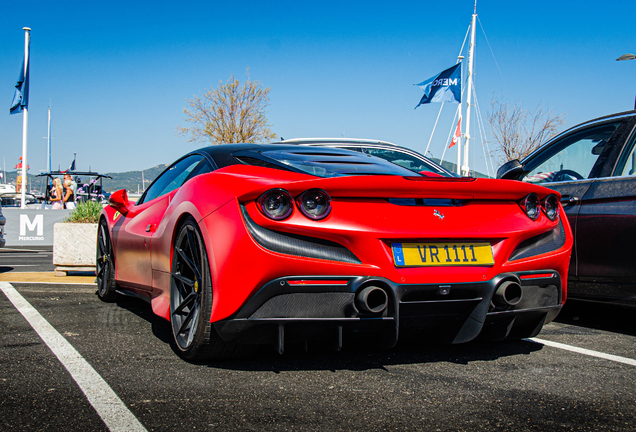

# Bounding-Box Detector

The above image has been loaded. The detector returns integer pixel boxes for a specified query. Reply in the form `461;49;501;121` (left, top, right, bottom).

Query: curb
0;272;97;284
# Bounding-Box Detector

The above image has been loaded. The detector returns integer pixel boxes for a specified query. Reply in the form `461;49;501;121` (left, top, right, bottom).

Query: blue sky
1;0;635;177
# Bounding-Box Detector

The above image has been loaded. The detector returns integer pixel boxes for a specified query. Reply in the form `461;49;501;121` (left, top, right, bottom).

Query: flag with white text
414;63;461;108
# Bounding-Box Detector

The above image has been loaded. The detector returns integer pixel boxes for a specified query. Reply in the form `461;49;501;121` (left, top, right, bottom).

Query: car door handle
561;196;579;205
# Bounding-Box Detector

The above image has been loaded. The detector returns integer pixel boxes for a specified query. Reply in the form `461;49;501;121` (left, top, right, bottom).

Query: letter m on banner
20;214;43;236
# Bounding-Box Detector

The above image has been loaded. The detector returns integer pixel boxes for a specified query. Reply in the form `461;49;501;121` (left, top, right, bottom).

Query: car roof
185;143;395;170
184;143;427;178
280;138;399;146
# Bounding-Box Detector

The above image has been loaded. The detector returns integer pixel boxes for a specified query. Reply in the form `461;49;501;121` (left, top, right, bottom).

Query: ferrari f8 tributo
97;143;572;360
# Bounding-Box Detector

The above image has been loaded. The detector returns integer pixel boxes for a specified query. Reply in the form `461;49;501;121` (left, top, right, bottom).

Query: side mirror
108;189;130;213
497;159;524;180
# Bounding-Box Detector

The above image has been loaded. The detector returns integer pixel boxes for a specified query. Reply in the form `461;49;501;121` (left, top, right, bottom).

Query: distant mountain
1;164;169;194
101;164;168;193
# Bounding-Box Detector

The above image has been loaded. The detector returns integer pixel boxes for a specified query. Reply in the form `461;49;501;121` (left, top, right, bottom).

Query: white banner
3;208;72;246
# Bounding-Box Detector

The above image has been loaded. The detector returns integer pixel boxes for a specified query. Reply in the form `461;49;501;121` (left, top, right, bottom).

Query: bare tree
178;69;276;145
488;96;566;163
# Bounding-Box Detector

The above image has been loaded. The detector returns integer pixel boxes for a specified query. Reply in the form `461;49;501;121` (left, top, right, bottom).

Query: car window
138;155;204;205
344;147;448;176
522;122;620;184
614;129;636;177
184;159;213;182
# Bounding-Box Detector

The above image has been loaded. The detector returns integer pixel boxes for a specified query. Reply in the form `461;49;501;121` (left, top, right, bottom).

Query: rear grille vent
240;205;362;264
509;220;566;261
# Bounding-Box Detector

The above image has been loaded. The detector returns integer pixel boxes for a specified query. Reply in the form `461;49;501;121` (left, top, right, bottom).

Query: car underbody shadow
112;293;174;345
554;299;636;337
104;292;546;370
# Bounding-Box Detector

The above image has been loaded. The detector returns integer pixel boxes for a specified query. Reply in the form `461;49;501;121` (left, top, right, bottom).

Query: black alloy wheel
171;217;251;361
170;218;256;361
96;219;118;302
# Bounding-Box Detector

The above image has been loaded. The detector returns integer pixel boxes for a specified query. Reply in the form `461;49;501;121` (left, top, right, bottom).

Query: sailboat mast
47;107;51;174
462;5;477;176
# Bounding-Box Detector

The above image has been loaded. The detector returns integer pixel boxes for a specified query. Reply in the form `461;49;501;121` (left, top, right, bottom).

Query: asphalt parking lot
1;249;636;431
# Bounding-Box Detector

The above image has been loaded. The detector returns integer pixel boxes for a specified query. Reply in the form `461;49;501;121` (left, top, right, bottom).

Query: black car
498;110;636;306
281;138;455;177
0;201;5;247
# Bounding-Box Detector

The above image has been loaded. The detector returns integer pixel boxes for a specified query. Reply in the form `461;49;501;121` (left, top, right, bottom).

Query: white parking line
0;282;147;432
0;249;52;253
0;253;52;256
528;337;636;367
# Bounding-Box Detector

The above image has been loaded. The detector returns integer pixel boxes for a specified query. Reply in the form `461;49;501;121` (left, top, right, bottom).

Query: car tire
170;217;254;361
96;218;118;302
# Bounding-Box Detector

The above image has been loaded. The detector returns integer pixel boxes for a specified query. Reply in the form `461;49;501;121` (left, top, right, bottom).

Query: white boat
0;184;16;194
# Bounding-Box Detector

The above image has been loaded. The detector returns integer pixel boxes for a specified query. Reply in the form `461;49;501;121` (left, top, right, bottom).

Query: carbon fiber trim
250;293;356;318
240;205;362;264
509;219;566;261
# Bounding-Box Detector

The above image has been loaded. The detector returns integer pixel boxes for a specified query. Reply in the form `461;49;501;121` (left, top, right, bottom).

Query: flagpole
462;5;477;177
47;106;51;174
457;59;463;176
20;27;31;209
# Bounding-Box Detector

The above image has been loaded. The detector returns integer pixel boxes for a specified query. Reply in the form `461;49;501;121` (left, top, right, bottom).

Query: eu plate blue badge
392;243;405;266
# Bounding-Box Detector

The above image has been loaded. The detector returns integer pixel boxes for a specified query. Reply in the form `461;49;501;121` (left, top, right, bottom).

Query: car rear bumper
214;271;563;351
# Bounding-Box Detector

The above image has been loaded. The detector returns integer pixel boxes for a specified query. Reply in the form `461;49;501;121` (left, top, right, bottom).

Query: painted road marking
0;282;147;432
0;250;52;253
0;253;52;256
528;337;636;367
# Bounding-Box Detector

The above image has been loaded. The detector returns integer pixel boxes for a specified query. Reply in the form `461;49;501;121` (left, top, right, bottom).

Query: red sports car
97;143;573;360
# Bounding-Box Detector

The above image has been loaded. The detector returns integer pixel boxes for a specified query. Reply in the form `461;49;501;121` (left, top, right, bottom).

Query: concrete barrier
53;223;98;276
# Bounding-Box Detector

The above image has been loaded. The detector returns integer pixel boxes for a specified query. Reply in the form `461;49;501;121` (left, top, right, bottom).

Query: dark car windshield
233;148;420;178
340;146;451;176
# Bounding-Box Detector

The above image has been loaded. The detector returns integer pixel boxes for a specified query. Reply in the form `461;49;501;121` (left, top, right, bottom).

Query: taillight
298;189;331;220
258;189;293;220
520;193;540;220
542;194;559;221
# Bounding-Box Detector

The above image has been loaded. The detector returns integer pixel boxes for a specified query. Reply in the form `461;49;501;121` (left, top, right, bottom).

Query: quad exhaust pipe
355;286;388;314
493;280;523;306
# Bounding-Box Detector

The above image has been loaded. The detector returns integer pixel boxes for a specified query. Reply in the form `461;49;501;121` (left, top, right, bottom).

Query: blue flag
414;63;461;108
10;46;30;115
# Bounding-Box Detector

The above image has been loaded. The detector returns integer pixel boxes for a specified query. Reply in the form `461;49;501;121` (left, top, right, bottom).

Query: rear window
233;148;420;178
340;147;450;176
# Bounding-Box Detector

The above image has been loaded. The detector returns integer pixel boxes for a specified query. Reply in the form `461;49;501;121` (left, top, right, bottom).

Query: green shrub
63;200;104;223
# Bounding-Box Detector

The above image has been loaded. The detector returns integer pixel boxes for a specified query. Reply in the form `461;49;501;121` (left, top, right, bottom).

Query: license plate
392;242;494;267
